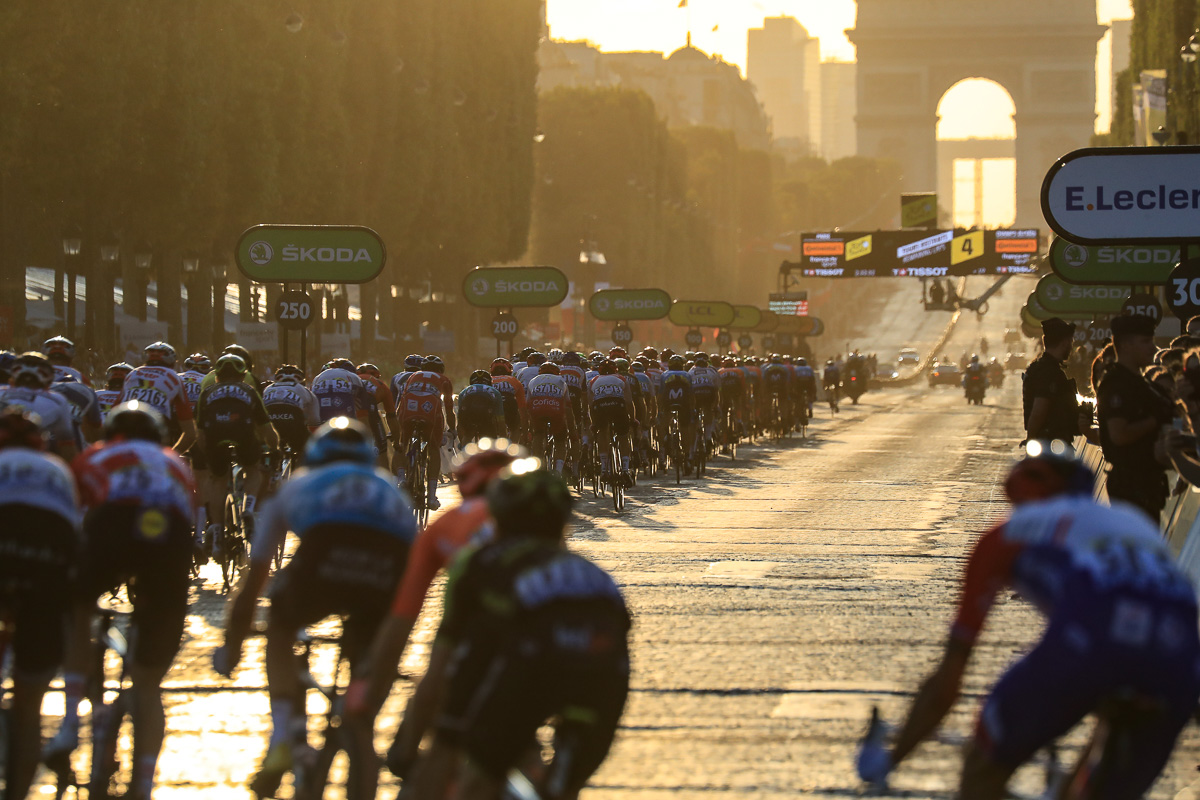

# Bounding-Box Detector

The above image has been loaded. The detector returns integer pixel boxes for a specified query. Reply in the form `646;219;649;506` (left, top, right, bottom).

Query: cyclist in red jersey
396;355;456;510
489;358;528;440
343;441;527;787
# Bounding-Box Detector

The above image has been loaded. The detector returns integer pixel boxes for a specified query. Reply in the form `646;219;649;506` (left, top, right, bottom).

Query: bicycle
214;441;251;594
267;445;296;570
721;405;739;461
76;597;136;800
402;422;432;528
594;421;625;512
693;406;709;479
665;409;687;485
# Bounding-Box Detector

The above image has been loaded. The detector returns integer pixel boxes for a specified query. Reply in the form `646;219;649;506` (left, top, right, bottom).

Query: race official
1097;313;1173;522
1022;318;1082;444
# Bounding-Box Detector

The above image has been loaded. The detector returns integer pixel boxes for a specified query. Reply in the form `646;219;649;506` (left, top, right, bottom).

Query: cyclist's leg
427;416;444;507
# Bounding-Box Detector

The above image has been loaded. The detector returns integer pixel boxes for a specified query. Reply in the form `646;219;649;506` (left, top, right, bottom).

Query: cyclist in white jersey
178;353;211;414
0;352;81;460
43;335;89;386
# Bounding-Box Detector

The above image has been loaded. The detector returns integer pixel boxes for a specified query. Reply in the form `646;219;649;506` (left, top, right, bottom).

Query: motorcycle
987;363;1005;389
964;372;987;405
844;370;866;405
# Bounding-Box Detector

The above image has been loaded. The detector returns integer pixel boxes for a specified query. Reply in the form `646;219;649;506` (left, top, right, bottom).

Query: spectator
1023;317;1084;445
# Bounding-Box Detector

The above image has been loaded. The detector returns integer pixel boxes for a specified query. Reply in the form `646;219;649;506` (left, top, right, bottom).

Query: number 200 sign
275;290;314;331
1166;258;1200;321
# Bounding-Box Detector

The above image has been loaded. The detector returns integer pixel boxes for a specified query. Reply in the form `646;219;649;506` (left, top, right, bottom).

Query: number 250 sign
275;290;314;330
1166;258;1200;321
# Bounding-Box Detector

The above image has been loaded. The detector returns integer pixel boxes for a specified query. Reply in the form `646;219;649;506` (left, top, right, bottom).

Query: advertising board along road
1048;237;1178;286
1035;273;1131;315
1023;296;1093;324
236;224;386;283
1041;146;1200;244
463;266;568;308
729;305;763;330
752;310;780;333
588;288;671;321
668;300;735;328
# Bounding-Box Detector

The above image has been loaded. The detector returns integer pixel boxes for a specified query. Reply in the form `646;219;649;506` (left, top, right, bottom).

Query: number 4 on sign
951;231;984;266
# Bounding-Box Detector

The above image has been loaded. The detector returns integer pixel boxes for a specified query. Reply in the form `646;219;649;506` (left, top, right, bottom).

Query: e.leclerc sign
462;266;568;308
236;224;386;283
668;300;736;327
1035;273;1131;315
1048;236;1179;286
1042;146;1200;244
589;288;671;322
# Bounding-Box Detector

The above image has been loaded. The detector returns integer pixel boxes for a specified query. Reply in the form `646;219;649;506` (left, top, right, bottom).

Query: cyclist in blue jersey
50;373;103;442
458;370;508;444
793;357;816;416
311;357;371;423
216;418;417;797
661;355;696;466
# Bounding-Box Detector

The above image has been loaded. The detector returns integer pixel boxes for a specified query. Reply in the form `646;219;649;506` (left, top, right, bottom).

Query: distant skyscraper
747;16;821;153
1110;18;1131;129
820;62;856;162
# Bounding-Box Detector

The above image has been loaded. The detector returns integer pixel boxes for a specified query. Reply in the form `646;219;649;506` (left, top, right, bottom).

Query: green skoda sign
1023;294;1092;323
588;288;671;321
729;305;763;330
462;266;568;308
236;224;386;283
1036;273;1131;315
668;300;735;327
1048;237;1178;286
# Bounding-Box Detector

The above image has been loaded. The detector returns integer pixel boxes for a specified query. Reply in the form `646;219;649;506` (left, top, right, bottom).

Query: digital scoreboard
797;229;1040;278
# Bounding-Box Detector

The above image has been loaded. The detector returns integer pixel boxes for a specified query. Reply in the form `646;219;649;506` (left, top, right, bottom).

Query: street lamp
94;233;120;354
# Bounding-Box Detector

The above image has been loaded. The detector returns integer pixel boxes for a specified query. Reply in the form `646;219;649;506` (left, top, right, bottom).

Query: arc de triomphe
848;0;1105;227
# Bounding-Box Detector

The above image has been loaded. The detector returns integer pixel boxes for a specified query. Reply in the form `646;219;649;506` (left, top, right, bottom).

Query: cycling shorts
974;588;1200;792
529;409;569;437
591;402;630;437
0;506;77;675
692;389;718;408
436;623;629;788
458;408;504;442
204;429;262;478
269;524;409;666
77;505;192;671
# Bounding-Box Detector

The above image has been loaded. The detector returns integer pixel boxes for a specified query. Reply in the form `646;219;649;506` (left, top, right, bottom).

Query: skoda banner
1041;146;1200;244
729;305;763;330
1048;237;1179;285
1035;273;1131;315
668;300;736;327
588;288;671;321
462;266;568;308
1023;296;1094;324
236;224;386;283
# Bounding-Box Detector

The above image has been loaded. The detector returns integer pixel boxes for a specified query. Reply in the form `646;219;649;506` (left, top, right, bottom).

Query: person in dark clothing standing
1023;318;1081;444
1097;313;1174;523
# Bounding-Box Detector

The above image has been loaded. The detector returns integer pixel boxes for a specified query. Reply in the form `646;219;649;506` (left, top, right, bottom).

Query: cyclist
96;362;134;416
262;365;320;457
561;352;589;439
357;363;399;466
794;357;816;417
52;402;197;799
121;341;197;452
396;355;456;511
312;357;370;424
516;351;546;390
527;362;578;475
457;370;508;444
588;359;635;487
688;355;720;455
662;355;696;467
345;442;526;786
390;353;426;400
407;468;630;800
198;343;262;394
0;411;80;800
718;356;747;447
763;354;792;434
50;370;103;443
195;354;279;549
215;418;416;798
857;443;1200;797
823;358;840;413
490;357;528;442
179;353;211;413
43;335;89;385
0;352;82;461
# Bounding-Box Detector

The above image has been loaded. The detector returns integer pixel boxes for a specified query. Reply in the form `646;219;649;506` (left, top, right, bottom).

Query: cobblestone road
29;277;1200;799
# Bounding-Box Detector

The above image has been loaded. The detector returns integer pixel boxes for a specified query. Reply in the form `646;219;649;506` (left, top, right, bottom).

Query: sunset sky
545;0;1134;137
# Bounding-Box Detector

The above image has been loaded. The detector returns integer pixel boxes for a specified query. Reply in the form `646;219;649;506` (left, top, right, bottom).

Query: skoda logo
594;297;611;313
1046;284;1064;301
248;241;274;265
471;278;489;295
1063;244;1088;268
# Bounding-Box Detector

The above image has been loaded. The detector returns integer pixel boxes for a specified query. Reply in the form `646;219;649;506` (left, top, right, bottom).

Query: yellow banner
845;235;873;261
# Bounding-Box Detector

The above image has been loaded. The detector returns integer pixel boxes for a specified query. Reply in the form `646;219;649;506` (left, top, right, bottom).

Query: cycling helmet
563;352;582;368
631;362;646;373
0;410;46;451
214;353;247;380
42;336;75;362
106;362;134;390
104;401;167;444
589;353;606;368
547;348;565;365
796;358;807;367
970;354;980;364
613;358;630;374
609;346;627;359
144;341;176;367
404;354;425;371
356;363;381;378
274;364;305;385
11;352;54;388
667;355;685;371
1004;441;1094;506
326;358;355;372
723;357;737;368
305;417;375;466
770;354;783;364
423;355;445;374
597;359;616;376
223;344;254;370
453;439;528;499
183;353;212;374
538;362;561;375
486;465;573;539
695;356;709;368
526;352;547;367
491;358;513;376
469;369;493;386
643;347;659;360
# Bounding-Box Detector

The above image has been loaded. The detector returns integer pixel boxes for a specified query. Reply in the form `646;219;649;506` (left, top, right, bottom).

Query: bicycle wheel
610;439;624;512
221;489;241;594
415;439;430;528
